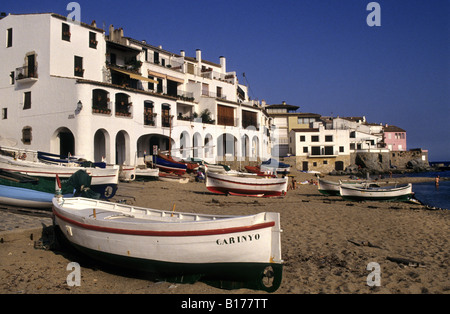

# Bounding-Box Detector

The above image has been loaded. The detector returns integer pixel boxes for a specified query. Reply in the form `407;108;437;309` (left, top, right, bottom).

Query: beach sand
0;171;448;294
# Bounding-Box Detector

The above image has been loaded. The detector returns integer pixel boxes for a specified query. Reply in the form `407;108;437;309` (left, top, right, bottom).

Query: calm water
395;169;450;210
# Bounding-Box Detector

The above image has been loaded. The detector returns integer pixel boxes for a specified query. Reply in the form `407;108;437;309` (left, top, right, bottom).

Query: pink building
383;125;407;151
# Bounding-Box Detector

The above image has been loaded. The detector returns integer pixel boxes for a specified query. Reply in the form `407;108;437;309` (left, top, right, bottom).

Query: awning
148;70;166;79
111;67;158;84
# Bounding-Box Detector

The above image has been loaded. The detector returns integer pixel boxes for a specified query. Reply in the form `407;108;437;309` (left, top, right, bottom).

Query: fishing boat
135;166;159;180
260;158;291;174
158;172;189;184
317;178;342;196
205;171;288;197
118;165;136;182
52;196;283;292
37;151;106;168
339;183;414;202
0;170;66;208
0;148;119;199
0;169;97;208
152;154;187;175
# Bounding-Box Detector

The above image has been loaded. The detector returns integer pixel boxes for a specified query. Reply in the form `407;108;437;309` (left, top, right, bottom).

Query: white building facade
0;13;272;166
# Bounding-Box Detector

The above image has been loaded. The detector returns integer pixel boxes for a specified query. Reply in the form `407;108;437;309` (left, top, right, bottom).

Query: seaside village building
265;99;391;173
0;13;274;166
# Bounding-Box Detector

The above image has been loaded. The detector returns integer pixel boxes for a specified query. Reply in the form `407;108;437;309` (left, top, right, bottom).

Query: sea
393;168;450;210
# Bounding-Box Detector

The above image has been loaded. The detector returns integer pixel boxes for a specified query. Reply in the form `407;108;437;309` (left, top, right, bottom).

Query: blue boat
152;154;187;175
260;158;291;174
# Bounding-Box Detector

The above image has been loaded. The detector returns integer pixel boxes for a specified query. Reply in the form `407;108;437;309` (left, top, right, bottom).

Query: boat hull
317;179;341;196
340;184;414;202
0;184;55;208
135;167;159;180
0;156;119;199
206;172;288;197
52;197;283;291
152;155;187;175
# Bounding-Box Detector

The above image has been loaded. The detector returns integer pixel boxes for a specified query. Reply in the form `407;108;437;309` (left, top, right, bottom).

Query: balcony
144;112;157;126
92;102;112;115
15;66;38;83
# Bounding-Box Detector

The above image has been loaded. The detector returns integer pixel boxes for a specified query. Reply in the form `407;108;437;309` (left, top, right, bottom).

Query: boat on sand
52;196;283;291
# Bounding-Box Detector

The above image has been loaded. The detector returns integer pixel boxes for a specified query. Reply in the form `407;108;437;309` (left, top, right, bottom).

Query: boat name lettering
216;233;260;245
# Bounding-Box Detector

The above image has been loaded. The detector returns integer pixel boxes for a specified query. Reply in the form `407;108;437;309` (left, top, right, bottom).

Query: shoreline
1;170;449;294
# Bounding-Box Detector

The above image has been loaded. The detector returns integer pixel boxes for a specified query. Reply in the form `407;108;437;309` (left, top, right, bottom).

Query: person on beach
435;175;439;189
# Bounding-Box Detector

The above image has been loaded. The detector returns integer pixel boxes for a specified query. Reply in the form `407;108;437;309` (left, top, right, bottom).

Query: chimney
220;56;226;73
109;24;114;40
196;49;201;62
91;20;96;27
180;50;185;57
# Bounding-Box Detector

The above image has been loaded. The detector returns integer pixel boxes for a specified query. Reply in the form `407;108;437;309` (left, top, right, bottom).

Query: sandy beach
0;170;448;295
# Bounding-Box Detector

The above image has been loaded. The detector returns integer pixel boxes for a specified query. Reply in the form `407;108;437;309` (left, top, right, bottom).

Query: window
23;92;31;110
2;108;7;119
311;146;320;155
161;104;171;127
142;48;148;61
74;56;83;77
323;160;328;165
300;135;305;142
147;76;154;90
22;126;32;145
92;89;109;113
154;51;159;64
350;131;356;138
303;147;308;153
311;135;319;142
325;135;333;142
144;101;155;126
89;32;97;49
10;71;14;84
217;86;222;98
324;146;334;155
62;23;71;41
202;83;209;96
339;146;344;153
297;117;316;124
6;28;12;47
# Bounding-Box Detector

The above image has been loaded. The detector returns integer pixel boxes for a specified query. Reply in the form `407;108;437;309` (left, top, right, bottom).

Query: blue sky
4;0;449;161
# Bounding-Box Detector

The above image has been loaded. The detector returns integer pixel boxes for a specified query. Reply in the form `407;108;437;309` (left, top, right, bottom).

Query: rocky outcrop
406;158;432;172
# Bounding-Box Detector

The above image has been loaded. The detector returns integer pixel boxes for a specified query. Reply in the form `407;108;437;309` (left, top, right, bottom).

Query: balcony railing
115;102;133;118
92;101;112;115
16;66;38;81
144;112;157;126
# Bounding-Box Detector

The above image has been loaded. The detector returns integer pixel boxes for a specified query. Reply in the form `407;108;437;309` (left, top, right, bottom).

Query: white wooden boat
317;178;342;196
0;149;119;199
317;177;392;196
52;196;283;291
135;167;159;180
117;165;136;182
339;183;414;202
206;171;288;197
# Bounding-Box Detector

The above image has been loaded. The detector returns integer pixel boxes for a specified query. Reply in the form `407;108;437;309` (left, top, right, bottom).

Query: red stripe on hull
52;208;275;237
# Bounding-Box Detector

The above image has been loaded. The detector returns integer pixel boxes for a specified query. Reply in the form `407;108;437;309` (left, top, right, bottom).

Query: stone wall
390;149;429;169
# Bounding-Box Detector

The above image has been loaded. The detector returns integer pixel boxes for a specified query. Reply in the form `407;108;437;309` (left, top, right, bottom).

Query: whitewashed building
0;13;272;166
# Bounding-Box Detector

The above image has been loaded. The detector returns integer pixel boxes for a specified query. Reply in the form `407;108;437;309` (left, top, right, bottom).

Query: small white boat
52;196;283;291
135;166;159;180
118;165;136;182
339;183;414;202
206;171;288;197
